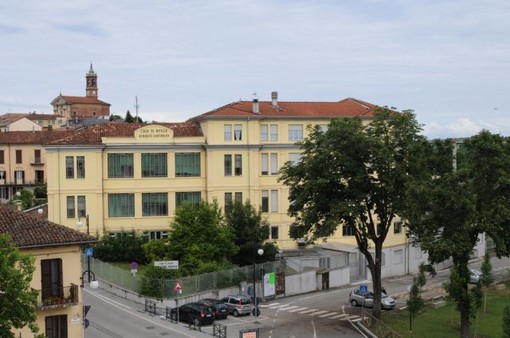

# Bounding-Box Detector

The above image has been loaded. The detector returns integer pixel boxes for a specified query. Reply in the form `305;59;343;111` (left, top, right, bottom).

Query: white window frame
288;124;303;141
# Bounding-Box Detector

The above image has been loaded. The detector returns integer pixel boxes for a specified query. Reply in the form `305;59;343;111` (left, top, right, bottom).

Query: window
288;124;303;141
108;194;135;217
108;153;134;178
261;190;269;212
342;224;355;236
16;150;22;163
271;226;279;240
319;124;329;133
175;153;200;177
0;170;5;181
235;192;242;202
45;315;67;338
260;125;268;141
270;124;278;141
288;153;301;166
65;156;74;179
142;153;167;177
66;196;75;218
394;221;402;234
176;192;201;207
34;149;41;163
41;259;63;304
225;192;233;212
77;196;86;218
15;170;24;184
271;190;278;212
142;193;168;216
224;155;232;176
270;153;278;175
76;156;85;178
35;170;44;184
261;154;268;175
234;124;242;140
224;125;232;141
0;187;7;199
234;154;242;175
143;231;168;240
0;150;4;164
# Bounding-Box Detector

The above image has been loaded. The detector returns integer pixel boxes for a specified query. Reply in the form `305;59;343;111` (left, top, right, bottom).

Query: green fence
85;256;289;298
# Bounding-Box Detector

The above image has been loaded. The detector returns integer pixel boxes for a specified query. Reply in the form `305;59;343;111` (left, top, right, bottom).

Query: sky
1;0;509;139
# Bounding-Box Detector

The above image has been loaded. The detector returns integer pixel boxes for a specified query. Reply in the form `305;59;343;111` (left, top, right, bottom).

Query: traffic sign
359;284;368;293
154;260;179;269
173;280;183;293
85;247;93;257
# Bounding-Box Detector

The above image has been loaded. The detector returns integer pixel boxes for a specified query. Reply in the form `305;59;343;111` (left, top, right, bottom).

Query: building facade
0;205;95;338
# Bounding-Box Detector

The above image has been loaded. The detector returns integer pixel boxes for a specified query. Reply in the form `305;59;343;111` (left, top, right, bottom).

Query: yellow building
0;205;96;338
43;95;414;252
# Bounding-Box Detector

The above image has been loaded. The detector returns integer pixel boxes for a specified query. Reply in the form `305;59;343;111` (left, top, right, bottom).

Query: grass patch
371;283;510;337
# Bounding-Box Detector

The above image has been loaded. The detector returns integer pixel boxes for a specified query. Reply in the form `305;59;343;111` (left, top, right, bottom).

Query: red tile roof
0;113;29;125
190;97;377;120
47;122;203;145
0;205;96;249
0;130;75;144
57;95;110;106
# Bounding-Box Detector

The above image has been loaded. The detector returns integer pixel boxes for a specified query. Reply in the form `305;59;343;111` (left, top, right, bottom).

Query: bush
139;265;179;298
94;230;148;263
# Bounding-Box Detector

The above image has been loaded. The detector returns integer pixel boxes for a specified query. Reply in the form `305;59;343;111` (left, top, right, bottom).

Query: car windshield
239;298;252;304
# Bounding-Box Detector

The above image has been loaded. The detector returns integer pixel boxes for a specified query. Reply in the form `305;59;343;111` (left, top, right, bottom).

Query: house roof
47;121;203;145
52;95;110;106
26;113;64;121
0;113;30;126
0;130;74;144
190;97;377;121
0;205;96;249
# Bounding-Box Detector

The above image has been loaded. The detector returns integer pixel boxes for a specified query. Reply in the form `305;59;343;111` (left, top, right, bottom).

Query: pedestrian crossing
258;302;360;321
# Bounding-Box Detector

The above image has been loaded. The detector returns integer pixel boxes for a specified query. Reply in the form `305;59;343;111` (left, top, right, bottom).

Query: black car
170;302;215;326
198;298;229;319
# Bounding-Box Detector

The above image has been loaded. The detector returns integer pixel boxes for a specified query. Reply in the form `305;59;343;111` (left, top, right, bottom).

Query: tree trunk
460;301;470;338
371;243;383;319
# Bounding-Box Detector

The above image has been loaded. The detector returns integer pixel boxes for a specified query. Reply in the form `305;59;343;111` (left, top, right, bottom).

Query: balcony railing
36;284;79;310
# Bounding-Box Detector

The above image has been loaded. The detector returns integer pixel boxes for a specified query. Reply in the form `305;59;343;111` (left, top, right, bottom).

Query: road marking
318;312;338;318
307;310;329;316
288;307;309;313
330;313;349;319
259;303;279;308
298;309;319;314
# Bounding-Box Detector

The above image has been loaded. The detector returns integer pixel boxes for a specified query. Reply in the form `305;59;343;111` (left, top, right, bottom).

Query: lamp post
77;215;98;289
252;247;264;323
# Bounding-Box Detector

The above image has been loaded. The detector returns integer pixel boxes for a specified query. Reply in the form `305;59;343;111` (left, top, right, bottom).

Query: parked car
470;268;482;284
198;298;229;320
349;289;396;309
220;295;254;317
169;302;215;326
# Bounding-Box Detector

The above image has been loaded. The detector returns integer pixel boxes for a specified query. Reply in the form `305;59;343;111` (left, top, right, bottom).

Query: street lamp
77;215;98;289
252;247;264;323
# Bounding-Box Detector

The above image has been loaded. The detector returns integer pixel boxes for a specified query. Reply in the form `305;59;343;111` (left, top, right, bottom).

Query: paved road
83;256;510;338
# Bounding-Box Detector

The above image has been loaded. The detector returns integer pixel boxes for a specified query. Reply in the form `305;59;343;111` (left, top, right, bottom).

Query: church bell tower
86;63;98;98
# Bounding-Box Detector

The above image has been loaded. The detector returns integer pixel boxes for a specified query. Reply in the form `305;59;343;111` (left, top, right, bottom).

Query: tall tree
0;234;42;337
405;131;510;338
167;201;238;275
480;253;494;313
125;110;134;123
225;199;278;266
279;108;423;318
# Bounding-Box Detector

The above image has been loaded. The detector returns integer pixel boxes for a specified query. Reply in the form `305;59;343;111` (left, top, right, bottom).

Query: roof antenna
134;96;139;121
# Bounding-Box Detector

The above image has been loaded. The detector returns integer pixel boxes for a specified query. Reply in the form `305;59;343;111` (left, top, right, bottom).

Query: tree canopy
225;199;278;266
279;107;424;318
0;234;42;337
167;200;238;275
405;130;510;337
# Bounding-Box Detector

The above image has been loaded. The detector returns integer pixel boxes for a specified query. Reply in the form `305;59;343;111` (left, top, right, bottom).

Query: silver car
349;289;395;309
470;269;482;284
220;295;254;317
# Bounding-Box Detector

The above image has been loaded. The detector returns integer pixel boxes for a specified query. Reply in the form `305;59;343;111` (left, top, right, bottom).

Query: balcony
36;284;79;310
30;157;45;165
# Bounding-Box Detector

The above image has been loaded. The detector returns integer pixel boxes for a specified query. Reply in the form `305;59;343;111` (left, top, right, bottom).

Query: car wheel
233;309;239;317
350;299;358;307
193;318;200;327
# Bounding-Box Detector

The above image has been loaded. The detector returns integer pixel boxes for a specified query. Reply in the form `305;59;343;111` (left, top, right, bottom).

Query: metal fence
86;256;289;298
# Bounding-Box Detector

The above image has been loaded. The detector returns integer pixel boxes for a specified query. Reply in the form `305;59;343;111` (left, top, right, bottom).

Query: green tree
407;264;427;333
480;253;494;313
109;114;123;121
10;189;35;210
503;305;510;338
125;110;134;123
142;239;169;263
0;234;42;337
94;230;148;263
279;108;423;318
139;265;178;298
225;199;278;266
167;200;238;276
405;131;510;338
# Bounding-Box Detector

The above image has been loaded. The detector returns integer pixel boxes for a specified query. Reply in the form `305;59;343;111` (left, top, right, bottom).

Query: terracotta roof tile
58;95;110;106
0;205;96;249
0;130;75;144
190;97;377;120
47;122;203;145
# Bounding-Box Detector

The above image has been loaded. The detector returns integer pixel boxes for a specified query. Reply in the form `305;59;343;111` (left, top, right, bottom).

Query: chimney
252;99;260;114
271;91;278;107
